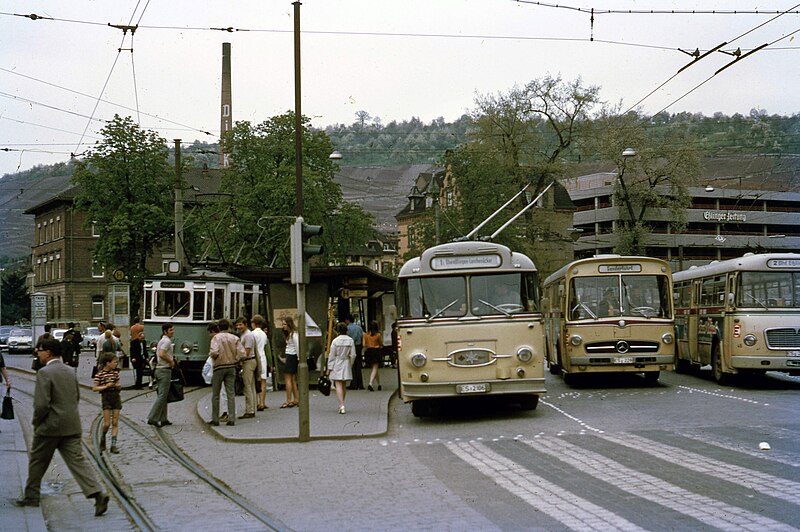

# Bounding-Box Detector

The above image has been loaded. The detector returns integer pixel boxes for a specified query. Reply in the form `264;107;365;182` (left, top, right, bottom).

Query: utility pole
174;139;184;270
293;0;309;442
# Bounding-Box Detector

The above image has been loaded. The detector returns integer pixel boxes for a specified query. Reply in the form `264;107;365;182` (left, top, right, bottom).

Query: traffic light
290;216;324;284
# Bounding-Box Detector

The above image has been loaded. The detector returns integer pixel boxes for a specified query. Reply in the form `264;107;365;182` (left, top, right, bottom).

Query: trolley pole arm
461;183;530;241
489;182;554;240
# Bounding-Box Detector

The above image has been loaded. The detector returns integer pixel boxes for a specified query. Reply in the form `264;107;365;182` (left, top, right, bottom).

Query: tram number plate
615;357;634;364
788;351;800;357
457;383;489;394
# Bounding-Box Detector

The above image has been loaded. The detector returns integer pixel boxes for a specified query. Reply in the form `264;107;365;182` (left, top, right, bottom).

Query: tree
206;112;374;267
1;269;30;324
592;110;702;255
72;115;174;318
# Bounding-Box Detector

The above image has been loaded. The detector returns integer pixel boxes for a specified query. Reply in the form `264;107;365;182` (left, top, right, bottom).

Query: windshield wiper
428;299;459;321
478;299;512;317
743;292;768;309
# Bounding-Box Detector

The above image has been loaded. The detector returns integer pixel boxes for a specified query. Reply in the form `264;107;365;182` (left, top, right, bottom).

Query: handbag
167;369;185;403
317;374;331;397
1;389;14;420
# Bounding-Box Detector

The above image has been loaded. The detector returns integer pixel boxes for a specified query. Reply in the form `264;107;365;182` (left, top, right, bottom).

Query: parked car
0;325;15;349
52;328;68;342
7;328;33;354
83;327;102;349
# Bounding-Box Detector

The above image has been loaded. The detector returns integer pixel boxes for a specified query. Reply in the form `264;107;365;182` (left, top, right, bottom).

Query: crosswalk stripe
677;429;800;468
446;440;646;531
521;436;795;531
597;432;800;506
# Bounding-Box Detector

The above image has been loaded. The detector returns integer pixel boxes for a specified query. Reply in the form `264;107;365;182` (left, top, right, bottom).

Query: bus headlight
662;333;674;344
744;334;757;346
181;342;193;354
410;353;427;368
569;335;583;346
517;347;534;363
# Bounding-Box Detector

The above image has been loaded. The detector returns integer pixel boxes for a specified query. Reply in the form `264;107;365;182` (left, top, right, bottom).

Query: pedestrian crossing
412;425;800;531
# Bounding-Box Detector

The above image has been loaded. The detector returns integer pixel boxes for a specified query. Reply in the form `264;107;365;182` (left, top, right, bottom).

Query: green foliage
71;115;174;315
203;112;374;267
0;269;30;324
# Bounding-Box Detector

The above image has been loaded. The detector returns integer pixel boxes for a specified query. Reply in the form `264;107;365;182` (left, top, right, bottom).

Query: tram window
471;273;538;315
154;291;190;318
206;292;213;321
144;290;152;319
193;292;205;320
738;271;799;308
243;292;254;319
621;276;670;317
402;276;466;319
213;289;224;319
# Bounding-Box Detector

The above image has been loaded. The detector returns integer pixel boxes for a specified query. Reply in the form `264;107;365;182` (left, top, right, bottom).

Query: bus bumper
569;354;674;368
400;378;545;400
731;355;800;371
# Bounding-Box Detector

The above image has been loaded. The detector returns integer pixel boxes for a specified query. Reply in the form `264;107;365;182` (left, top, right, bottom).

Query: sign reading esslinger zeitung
703;211;747;222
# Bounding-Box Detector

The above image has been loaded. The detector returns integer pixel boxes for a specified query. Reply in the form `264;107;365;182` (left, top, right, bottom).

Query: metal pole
293;1;310;442
174;139;184;270
0;268;4;326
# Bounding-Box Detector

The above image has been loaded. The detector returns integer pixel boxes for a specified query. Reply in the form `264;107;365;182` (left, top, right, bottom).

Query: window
92;258;105;278
154;290;190;318
738;271;799;308
92;222;100;237
37;223;42;245
56;254;61;279
700;275;726;307
400;276;466;319
44;221;49;243
56;216;61;238
92;296;104;320
472;272;539;316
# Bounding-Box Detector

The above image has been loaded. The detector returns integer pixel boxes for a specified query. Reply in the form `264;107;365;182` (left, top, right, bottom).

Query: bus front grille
585;341;660;354
765;328;800;349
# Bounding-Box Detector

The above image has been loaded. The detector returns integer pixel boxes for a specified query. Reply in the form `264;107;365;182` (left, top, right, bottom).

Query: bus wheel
411;400;431;418
711;345;734;385
519;395;539;411
643;371;660;384
675;357;692;374
563;372;578;385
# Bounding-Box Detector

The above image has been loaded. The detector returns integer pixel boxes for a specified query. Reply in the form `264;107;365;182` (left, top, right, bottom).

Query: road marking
521;436;795;531
677;384;767;406
539;398;604;433
446;440;645;531
598;432;800;505
677;429;800;468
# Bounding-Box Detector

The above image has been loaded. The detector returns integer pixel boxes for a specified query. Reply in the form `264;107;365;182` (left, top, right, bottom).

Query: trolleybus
142;270;262;376
396;240;546;416
542;255;675;384
673;253;800;384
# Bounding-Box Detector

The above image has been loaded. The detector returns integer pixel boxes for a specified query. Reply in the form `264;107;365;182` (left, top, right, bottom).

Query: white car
83;327;103;348
7;328;33;354
52;328;68;342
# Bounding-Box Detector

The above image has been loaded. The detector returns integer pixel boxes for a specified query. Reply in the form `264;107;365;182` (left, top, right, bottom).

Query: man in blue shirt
345;314;365;390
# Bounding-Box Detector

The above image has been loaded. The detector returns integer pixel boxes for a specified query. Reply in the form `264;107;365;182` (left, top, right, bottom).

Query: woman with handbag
280;317;300;409
327;322;356;414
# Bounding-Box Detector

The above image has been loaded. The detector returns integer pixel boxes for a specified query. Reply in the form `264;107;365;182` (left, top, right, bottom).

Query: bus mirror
673;292;679;301
728;292;735;305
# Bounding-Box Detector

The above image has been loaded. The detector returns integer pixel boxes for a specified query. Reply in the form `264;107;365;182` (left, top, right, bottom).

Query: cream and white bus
673;253;800;384
396;241;546;417
542;255;675;384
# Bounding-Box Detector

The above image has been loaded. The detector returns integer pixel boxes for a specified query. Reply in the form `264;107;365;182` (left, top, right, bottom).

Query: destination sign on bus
161;282;186;288
598;264;642;273
431;254;502;270
767;259;800;269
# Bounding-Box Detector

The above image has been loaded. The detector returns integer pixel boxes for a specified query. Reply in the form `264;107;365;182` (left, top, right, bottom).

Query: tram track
9;367;289;531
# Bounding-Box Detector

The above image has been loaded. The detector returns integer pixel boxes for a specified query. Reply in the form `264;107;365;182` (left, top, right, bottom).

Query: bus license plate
457;383;489;394
788;351;800;357
615;357;634;364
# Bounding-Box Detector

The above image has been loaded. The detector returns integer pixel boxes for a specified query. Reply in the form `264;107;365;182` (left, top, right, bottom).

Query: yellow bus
542;255;675;384
673;253;800;384
396;241;546;417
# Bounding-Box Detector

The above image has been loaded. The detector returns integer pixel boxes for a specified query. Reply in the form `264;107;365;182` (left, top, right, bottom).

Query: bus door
687;280;700;365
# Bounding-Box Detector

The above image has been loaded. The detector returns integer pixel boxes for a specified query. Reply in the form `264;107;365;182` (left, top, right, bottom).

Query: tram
142;270;262;376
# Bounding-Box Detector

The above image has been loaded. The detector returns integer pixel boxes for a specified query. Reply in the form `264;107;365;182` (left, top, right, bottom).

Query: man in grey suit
15;337;110;516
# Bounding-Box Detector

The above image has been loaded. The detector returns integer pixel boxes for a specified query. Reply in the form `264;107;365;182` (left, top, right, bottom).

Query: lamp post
427;176;441;244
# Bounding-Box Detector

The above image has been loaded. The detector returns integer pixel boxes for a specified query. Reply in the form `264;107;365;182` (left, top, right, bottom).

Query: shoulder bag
1;389;14;420
167;368;185;403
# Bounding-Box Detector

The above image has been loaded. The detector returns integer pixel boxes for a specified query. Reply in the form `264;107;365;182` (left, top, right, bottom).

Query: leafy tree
206;112;374;267
71;115;174;318
591;110;702;254
1;269;30;324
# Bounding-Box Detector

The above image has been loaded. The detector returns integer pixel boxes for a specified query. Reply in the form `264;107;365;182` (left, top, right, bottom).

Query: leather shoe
226;421;235;426
147;420;162;428
162;420;173;426
94;492;110;516
238;413;255;419
14;498;39;507
208;421;220;426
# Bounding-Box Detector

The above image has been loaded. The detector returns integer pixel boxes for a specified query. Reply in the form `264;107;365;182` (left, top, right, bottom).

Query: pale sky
1;1;799;177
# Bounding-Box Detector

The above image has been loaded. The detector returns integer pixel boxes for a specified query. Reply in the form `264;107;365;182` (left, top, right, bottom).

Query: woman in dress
280;317;299;408
327;322;356;414
363;321;383;391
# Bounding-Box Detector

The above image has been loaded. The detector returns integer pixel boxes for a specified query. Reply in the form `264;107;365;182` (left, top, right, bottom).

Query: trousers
147;367;171;424
241;358;258;415
24;434;102;501
211;367;236;423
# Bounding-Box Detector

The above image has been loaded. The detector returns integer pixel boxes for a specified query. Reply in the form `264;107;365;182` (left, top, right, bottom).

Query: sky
1;1;799;177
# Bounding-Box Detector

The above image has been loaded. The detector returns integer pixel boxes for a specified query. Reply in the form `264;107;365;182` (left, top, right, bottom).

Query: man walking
235;317;258;419
129;330;148;389
209;319;244;426
15;338;110;516
345;314;365;390
146;323;176;428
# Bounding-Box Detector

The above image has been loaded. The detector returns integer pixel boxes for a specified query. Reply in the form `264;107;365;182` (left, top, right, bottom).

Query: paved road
5;350;799;531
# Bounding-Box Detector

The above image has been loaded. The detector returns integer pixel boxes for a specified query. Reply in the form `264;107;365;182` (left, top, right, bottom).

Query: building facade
565;156;800;272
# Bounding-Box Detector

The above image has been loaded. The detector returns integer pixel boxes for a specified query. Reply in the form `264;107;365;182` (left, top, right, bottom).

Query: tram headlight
410;353;427;368
181;342;193;354
662;333;674;345
569;334;583;346
517;347;534;363
743;334;757;346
